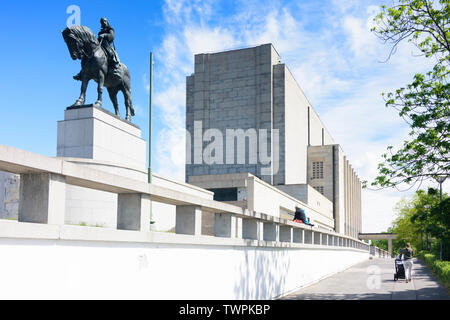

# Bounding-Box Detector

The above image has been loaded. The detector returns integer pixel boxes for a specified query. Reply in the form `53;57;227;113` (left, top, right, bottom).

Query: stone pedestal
57;105;147;228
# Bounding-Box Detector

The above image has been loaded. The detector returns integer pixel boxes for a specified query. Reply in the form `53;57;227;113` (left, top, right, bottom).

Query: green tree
390;198;422;253
388;188;449;258
368;0;450;189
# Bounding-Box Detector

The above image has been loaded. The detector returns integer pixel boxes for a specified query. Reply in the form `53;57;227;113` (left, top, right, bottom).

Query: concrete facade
188;173;335;230
306;145;362;237
186;44;280;183
186;44;334;185
185;44;362;237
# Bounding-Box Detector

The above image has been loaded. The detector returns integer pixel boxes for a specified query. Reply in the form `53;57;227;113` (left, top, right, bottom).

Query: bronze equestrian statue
62;18;135;121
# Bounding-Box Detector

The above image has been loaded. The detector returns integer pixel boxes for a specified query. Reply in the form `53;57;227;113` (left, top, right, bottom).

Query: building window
314;186;324;195
312;162;324;179
209;188;238;201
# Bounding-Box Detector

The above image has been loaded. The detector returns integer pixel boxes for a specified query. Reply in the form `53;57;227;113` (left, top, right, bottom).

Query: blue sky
0;0;447;232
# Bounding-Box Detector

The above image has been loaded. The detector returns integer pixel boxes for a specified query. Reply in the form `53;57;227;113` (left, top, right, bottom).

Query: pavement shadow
282;293;392;300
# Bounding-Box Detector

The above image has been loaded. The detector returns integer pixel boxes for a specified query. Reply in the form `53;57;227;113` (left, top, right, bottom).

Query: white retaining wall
0;226;369;300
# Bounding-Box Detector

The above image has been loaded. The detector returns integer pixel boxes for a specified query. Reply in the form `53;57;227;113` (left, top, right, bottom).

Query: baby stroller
394;255;405;281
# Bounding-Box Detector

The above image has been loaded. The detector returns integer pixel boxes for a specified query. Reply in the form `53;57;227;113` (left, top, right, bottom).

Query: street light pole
424;204;430;251
436;175;447;260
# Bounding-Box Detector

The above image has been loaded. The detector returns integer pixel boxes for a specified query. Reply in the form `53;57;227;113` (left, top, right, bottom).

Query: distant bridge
359;233;398;257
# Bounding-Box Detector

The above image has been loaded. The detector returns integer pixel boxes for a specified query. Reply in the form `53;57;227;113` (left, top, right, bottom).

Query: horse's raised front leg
93;72;105;108
73;77;89;106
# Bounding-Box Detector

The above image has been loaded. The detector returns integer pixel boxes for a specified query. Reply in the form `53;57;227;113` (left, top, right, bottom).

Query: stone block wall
186;44;280;184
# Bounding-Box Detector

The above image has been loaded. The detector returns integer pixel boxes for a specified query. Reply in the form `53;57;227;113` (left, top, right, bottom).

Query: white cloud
184;27;240;55
342;16;377;58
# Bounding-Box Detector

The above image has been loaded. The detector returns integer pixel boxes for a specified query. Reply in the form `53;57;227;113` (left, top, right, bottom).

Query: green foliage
388;188;449;258
417;251;450;291
373;239;388;251
368;0;450;189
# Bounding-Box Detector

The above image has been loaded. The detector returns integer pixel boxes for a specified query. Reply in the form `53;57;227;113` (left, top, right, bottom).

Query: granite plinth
57;105;146;171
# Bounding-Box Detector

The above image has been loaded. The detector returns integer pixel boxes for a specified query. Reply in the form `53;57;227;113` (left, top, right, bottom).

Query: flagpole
149;52;154;227
148;52;153;184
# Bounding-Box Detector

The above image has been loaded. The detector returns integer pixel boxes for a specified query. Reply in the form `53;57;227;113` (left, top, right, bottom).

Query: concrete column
322;234;328;246
263;222;278;242
214;212;236;238
236;216;243;239
388;239;393;257
117;193;150;231
175;205;202;235
293;228;303;243
304;230;312;244
313;232;322;245
279;226;293;243
242;218;263;240
19;173;66;225
257;220;264;241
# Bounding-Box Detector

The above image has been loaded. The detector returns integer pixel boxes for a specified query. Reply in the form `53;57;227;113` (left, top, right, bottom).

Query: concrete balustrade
0;143;386;255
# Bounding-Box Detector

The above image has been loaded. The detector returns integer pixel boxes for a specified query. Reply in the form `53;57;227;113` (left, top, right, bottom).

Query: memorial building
185;44;362;237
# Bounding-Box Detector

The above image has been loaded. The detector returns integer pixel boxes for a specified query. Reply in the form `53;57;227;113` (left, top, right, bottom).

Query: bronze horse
62;25;135;121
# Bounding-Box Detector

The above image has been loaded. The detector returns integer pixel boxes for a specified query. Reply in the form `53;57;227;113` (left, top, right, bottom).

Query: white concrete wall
309;107;334;146
336;146;346;234
0;235;369;299
275;184;333;220
284;66;308;185
248;176;334;229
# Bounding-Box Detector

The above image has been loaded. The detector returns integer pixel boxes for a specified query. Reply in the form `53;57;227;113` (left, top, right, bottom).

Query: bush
417;251;450;292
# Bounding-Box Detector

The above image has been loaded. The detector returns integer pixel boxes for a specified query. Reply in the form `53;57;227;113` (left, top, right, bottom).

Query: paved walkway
281;258;449;300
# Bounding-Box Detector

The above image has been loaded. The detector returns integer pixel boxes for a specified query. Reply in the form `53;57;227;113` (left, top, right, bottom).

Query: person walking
402;243;414;283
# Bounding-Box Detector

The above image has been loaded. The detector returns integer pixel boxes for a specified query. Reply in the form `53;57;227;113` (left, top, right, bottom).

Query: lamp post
424;204;430;251
435;175;447;260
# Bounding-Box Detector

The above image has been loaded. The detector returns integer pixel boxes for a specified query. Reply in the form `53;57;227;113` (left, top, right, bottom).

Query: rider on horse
73;18;120;81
